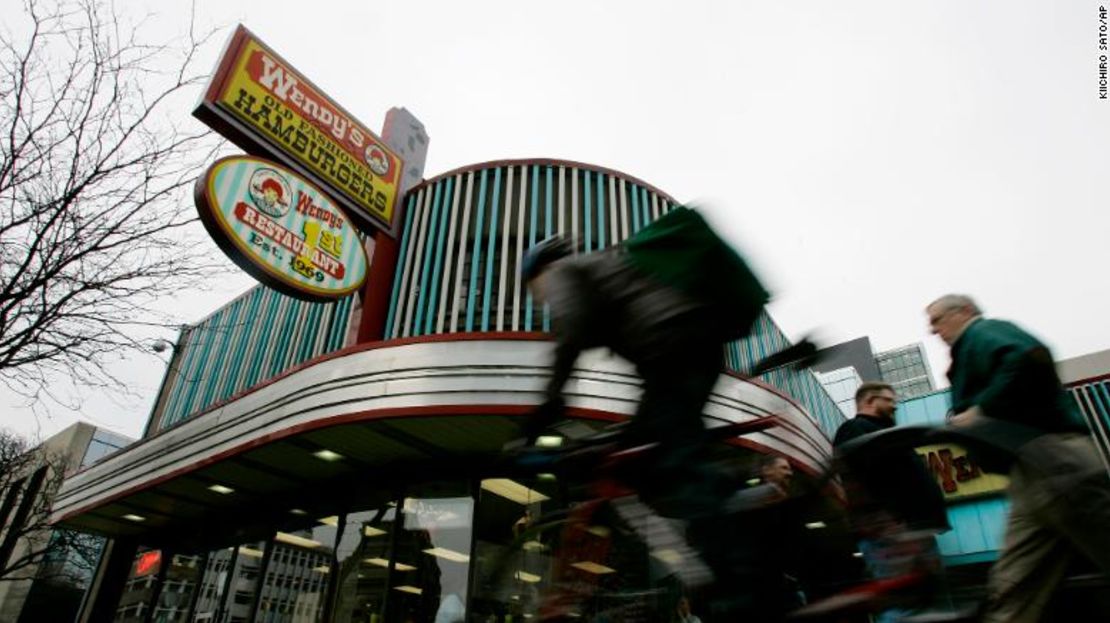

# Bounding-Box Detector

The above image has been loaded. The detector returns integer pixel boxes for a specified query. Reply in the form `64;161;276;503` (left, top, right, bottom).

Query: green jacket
948;317;1085;438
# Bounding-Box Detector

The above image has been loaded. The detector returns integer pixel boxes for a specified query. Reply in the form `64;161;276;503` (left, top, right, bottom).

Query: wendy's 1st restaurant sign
195;156;368;301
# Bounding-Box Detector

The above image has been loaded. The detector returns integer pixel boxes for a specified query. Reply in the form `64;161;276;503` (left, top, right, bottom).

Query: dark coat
948;318;1085;435
833;414;949;531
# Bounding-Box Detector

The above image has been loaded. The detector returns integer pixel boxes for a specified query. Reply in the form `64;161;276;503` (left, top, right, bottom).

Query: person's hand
948;406;983;427
523;396;565;443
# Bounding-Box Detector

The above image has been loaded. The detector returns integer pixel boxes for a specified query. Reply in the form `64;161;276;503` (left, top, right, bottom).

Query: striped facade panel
1068;380;1110;473
384;159;844;438
154;285;356;432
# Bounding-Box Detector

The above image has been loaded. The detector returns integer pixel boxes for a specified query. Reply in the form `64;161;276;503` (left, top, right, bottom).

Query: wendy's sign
195;26;402;233
195;156;368;300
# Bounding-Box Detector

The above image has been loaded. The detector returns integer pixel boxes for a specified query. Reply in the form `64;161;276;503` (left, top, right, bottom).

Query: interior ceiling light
363;557;417;571
317;516;339;526
275;532;323;549
535;435;564;448
313;449;344;462
311;565;330;574
570;561;616;575
805;521;827;530
363;525;386;537
514;570;542;583
394;585;423;595
289;508;308;516
481;479;551;505
422;547;470;563
207;484;234;495
238;546;264;558
121;513;146;522
521;540;546;552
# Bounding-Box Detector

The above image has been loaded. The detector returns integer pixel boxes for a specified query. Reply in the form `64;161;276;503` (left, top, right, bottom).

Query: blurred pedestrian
929;294;1110;622
676;596;703;623
833;382;949;623
521;207;789;619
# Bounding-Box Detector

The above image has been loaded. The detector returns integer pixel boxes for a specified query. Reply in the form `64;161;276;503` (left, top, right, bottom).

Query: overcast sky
3;0;1107;440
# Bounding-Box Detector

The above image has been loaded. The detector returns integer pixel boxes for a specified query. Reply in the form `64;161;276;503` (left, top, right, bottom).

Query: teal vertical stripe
481;168;502;332
641;187;651;226
425;177;454;334
414;182;444;335
596;171;606;248
223;289;261;398
297;303;323;363
162;326;204;427
630;184;641;233
248;289;281;387
268;298;299;378
180;311;220;417
198;299;241;409
466;170;489;332
583;171;593;252
385;194;418;338
524;166;540;330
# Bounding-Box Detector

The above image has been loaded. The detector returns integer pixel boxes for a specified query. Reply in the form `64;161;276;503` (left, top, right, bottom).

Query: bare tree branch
0;0;229;403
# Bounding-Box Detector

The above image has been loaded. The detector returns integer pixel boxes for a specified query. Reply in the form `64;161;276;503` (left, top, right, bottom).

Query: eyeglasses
928;308;954;326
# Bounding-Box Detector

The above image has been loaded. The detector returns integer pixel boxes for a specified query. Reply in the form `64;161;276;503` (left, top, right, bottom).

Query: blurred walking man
928;294;1110;622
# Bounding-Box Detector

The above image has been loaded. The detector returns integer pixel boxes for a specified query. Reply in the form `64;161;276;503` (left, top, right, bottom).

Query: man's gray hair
928;293;982;315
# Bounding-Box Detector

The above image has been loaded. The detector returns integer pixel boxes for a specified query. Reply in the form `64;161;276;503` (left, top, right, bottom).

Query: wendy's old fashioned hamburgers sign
194;26;402;232
195;156;368;300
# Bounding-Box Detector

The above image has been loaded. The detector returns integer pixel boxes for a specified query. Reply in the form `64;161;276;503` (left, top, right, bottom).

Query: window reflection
390;486;474;623
256;518;339;622
332;504;397;623
192;541;266;622
470;476;561;622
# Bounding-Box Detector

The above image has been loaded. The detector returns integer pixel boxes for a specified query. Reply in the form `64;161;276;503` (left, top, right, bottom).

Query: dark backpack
622;206;770;340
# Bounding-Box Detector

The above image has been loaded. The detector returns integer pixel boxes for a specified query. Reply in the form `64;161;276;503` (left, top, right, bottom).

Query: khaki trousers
983;434;1110;623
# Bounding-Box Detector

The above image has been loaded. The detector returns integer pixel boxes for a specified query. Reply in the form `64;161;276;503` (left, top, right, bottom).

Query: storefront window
191;541;267;623
152;553;204;622
255;517;339;623
331;502;398;623
388;483;474;623
114;547;162;622
469;475;562;622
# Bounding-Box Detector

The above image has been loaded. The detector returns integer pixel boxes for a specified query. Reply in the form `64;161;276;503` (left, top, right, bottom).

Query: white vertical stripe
437;174;463;334
512;166;528;331
608;175;619;246
313;302;331;355
391;188;426;338
571;168;579;253
618;178;629;241
497;167;514;331
557;166;566;236
651;193;660;221
448;172;474;333
401;188;434;337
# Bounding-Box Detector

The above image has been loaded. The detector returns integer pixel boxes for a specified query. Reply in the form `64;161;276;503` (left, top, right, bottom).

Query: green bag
622;206;769;340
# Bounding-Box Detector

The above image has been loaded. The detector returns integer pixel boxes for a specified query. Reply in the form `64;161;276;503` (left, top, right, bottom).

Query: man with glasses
927;294;1110;622
832;382;949;623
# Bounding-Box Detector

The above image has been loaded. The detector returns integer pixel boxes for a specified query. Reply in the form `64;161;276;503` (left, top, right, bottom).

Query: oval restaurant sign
195;156;368;300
